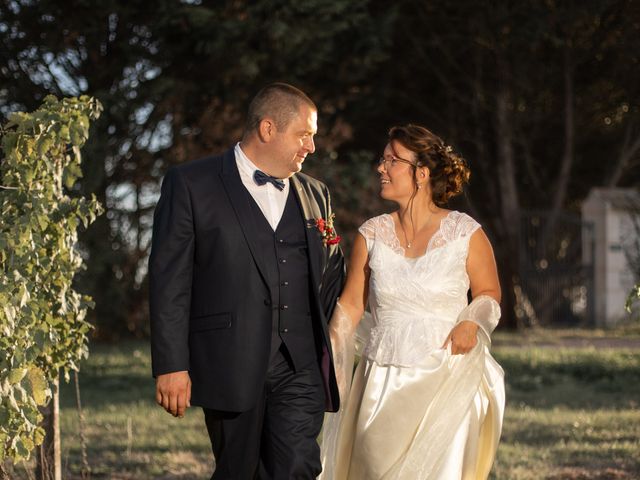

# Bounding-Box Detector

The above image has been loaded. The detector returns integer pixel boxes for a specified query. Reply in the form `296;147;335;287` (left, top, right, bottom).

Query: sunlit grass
491;347;640;479
3;331;640;479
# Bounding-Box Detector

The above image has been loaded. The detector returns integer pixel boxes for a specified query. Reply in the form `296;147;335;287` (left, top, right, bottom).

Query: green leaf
58;125;70;142
36;135;53;157
24;367;49;406
69;123;87;146
8;368;27;385
15;437;33;461
0;406;10;430
36;214;49;231
625;285;640;313
33;426;45;446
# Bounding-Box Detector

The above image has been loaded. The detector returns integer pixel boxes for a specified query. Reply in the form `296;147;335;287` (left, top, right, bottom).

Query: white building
582;188;640;327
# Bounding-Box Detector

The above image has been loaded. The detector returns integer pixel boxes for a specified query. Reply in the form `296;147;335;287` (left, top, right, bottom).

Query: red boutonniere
316;213;341;246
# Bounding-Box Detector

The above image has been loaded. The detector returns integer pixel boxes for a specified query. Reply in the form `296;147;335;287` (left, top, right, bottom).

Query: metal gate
518;210;595;326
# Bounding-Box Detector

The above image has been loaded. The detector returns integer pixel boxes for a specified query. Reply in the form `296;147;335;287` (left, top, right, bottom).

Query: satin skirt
320;341;505;480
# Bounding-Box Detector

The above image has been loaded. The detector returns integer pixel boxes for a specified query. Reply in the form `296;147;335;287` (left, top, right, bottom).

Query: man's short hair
245;83;316;134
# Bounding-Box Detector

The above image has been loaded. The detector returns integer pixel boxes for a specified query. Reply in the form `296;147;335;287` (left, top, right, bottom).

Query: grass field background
3;327;640;479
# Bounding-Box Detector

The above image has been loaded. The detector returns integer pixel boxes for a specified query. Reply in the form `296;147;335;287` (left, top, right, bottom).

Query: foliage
0;0;395;337
1;0;639;331
627;284;640;314
0;95;103;462
341;0;640;327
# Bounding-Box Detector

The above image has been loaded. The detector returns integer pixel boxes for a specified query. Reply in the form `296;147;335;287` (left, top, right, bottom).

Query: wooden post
36;377;61;480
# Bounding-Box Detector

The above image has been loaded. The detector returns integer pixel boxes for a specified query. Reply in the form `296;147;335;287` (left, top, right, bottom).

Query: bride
321;124;505;479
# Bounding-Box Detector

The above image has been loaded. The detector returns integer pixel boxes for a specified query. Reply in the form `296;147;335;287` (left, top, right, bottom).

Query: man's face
268;104;317;178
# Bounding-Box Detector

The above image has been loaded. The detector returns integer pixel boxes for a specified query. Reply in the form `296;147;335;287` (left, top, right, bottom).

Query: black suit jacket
149;148;345;412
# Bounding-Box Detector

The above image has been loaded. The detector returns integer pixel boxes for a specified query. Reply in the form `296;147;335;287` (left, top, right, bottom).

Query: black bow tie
253;170;285;191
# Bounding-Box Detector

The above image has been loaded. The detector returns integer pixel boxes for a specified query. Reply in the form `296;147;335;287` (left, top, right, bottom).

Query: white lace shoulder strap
358;214;398;252
440;211;481;243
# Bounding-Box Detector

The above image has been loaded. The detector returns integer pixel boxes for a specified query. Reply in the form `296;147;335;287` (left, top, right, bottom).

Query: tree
1;0;393;336
2;0;638;331
338;0;640;326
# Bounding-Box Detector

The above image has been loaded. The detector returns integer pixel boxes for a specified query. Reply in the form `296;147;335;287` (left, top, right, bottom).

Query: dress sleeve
455;212;481;241
358;217;377;252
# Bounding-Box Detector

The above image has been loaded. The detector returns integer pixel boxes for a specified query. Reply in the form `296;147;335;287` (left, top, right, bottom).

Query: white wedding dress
320;211;505;480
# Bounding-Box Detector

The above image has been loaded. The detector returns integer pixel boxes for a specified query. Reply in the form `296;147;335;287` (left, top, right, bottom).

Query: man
149;83;345;479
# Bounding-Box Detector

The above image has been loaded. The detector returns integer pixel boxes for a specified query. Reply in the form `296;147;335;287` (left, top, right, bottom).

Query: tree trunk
531;45;576;325
541;44;575;249
36;377;61;480
495;77;521;328
550;45;575;217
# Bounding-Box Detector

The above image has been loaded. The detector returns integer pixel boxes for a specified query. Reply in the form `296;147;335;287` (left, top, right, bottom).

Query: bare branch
608;121;640;187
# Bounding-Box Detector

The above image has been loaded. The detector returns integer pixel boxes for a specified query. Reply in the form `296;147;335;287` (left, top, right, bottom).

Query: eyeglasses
378;154;417;169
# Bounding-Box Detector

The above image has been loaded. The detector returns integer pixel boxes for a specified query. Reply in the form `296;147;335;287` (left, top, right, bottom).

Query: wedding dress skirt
321;337;504;479
320;212;505;479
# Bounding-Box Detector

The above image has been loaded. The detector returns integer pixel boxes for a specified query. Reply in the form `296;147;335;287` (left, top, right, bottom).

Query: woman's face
377;141;419;203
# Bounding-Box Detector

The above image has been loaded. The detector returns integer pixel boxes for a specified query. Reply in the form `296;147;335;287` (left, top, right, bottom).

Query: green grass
56;342;212;479
3;331;640;479
490;347;640;479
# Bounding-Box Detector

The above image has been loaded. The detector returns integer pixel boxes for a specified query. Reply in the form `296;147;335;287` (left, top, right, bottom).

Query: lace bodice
358;211;480;367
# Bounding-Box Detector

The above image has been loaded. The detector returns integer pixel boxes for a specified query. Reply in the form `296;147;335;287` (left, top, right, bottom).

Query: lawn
3;328;640;479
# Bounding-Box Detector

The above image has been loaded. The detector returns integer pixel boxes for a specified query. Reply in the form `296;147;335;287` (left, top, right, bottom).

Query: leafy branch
0;95;103;463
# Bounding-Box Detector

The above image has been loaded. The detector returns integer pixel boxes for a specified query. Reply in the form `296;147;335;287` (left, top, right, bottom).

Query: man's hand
156;370;191;417
441;321;479;355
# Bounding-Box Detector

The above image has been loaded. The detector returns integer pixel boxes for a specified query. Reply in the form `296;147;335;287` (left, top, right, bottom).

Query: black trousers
203;348;325;480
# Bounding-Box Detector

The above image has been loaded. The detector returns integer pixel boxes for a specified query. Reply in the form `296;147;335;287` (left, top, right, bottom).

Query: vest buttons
281;281;289;286
280;305;288;310
280;258;287;263
263;299;271;306
282;328;289;333
278;239;284;243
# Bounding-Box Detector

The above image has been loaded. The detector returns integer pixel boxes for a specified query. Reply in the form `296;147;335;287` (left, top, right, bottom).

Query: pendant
407;242;412;248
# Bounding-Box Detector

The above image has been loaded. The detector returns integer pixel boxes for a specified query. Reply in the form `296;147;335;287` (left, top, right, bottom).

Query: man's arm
149;167;194;416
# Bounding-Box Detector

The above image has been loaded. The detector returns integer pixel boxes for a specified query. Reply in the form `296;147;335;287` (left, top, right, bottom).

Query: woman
321;125;505;479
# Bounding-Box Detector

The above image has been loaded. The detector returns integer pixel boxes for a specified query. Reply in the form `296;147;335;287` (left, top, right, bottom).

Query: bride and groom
149;83;505;479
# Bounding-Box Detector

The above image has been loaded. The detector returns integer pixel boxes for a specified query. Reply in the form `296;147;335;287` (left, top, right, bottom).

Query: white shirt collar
234;142;259;177
234;142;289;186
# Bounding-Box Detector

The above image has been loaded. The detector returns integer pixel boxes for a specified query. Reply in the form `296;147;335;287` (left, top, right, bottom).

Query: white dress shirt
234;143;290;231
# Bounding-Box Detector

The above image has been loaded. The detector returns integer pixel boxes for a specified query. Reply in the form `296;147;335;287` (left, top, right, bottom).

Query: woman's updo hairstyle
388;124;470;206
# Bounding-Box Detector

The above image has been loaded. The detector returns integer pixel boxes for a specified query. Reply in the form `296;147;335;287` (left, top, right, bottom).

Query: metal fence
517;210;595;326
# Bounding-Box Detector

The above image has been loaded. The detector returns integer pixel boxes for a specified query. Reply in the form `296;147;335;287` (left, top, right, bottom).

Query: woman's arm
328;232;371;402
335;233;371;327
443;228;501;354
467;228;501;303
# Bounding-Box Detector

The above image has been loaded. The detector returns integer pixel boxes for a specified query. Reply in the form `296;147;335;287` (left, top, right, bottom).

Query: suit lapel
219;149;271;288
290;175;325;291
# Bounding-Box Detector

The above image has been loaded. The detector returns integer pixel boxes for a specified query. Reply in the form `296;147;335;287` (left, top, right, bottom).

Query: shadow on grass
59;340;156;408
500;414;639;446
59;371;154;409
494;348;640;410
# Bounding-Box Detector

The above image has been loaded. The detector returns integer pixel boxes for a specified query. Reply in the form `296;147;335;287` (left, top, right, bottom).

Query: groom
149;83;345;479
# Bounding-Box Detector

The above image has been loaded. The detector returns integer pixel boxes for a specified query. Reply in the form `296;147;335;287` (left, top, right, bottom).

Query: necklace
398;214;413;248
398;207;435;249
